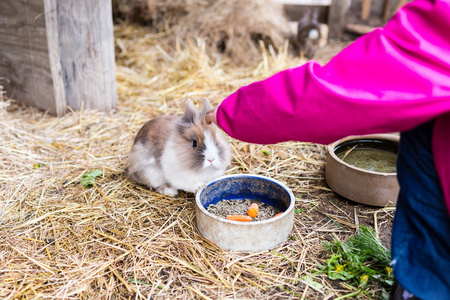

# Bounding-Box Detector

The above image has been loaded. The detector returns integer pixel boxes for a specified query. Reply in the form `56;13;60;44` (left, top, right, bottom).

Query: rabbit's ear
300;9;311;21
312;8;319;23
201;98;212;117
183;99;198;124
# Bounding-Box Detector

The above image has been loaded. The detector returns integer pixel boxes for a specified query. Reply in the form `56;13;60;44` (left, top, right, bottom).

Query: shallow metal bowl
325;134;400;207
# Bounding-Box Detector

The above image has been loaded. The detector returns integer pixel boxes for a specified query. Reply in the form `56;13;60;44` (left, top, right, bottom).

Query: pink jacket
216;0;450;213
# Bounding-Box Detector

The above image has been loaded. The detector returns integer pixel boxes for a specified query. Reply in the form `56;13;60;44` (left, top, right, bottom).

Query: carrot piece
226;215;252;222
247;203;259;218
273;212;284;218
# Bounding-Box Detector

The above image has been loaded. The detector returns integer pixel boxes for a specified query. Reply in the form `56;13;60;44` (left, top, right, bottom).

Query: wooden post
56;1;117;113
361;0;372;21
328;0;348;40
383;0;392;21
0;0;117;116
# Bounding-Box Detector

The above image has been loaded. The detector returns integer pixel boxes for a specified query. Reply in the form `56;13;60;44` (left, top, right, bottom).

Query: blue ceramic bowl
195;174;295;252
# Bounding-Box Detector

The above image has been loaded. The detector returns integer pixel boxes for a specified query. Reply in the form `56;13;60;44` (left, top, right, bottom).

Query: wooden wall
0;0;117;116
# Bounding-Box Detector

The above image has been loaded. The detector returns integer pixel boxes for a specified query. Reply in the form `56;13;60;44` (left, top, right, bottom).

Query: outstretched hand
205;108;218;126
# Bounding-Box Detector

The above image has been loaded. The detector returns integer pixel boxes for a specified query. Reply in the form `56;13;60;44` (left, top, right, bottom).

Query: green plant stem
334;289;363;300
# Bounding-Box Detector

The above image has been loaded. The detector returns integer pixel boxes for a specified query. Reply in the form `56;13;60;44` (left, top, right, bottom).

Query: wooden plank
346;23;377;35
328;0;348;40
0;0;116;116
0;0;66;116
56;0;117;112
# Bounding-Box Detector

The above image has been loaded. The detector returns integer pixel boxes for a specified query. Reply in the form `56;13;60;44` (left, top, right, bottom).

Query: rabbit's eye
192;139;198;148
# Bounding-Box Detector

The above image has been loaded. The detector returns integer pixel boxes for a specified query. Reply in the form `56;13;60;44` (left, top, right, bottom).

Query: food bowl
325;134;400;207
195;174;295;252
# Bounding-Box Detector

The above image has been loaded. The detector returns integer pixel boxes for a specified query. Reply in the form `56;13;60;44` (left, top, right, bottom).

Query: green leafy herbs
80;169;103;188
321;225;394;298
300;275;323;292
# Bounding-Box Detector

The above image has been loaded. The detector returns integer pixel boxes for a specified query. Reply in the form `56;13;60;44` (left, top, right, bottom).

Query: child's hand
206;108;218;126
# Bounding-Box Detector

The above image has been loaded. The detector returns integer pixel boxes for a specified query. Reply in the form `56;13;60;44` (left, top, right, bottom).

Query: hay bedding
113;0;293;66
0;11;394;300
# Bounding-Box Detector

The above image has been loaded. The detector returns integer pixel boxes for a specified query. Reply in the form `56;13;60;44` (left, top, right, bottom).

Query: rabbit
297;8;321;59
127;98;231;196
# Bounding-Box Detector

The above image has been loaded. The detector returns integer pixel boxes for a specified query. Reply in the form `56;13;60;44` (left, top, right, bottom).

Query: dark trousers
392;120;450;299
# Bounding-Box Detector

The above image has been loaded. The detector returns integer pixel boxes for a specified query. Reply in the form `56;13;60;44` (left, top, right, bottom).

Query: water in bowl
334;139;398;173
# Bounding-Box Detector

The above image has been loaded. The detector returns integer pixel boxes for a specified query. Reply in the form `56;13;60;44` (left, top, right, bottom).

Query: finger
206;108;217;125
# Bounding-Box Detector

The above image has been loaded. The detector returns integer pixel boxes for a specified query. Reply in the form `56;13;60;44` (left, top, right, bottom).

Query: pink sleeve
216;0;450;145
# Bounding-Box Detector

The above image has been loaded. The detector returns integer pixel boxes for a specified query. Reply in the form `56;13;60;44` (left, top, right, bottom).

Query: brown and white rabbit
127;98;231;196
297;8;321;59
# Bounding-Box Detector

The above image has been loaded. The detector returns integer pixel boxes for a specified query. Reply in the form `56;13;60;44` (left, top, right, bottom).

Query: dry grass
0;22;395;299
